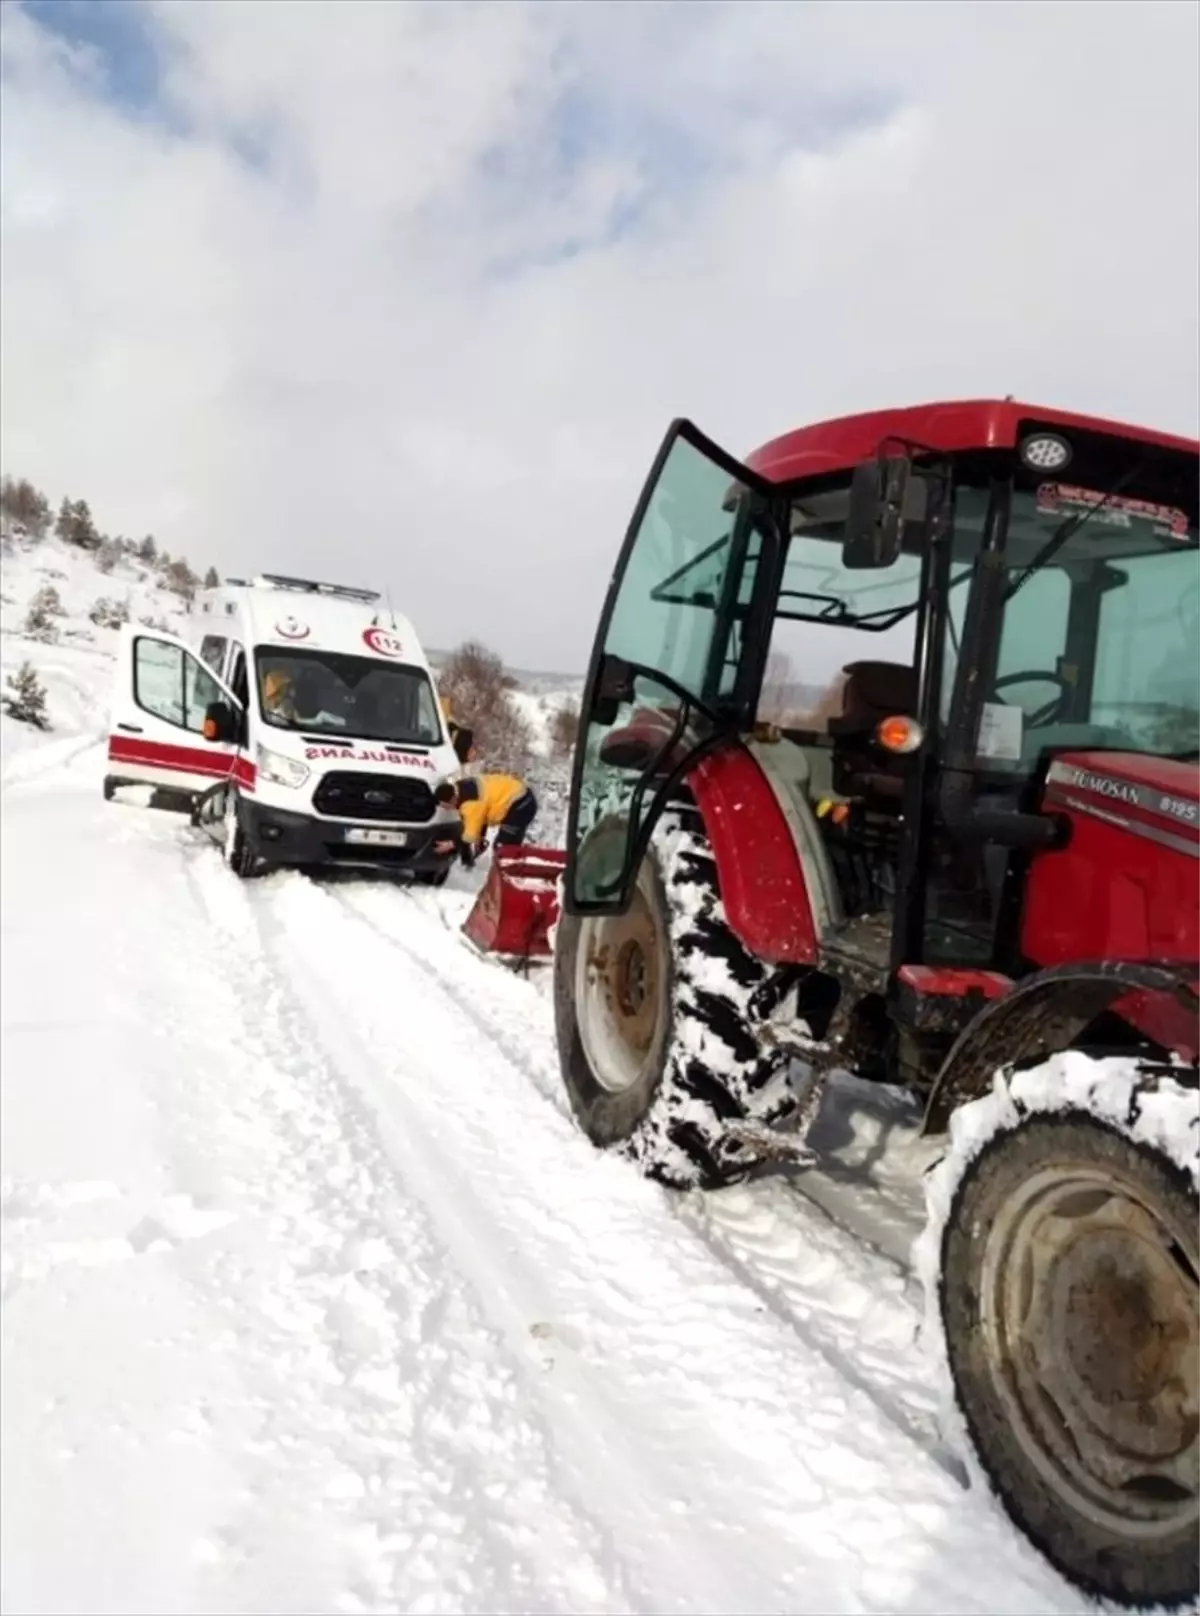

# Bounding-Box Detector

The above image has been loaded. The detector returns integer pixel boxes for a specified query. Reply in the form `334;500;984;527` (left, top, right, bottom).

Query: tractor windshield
944;481;1200;770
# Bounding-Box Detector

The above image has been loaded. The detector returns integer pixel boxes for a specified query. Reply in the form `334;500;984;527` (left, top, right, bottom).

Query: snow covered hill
0;538;1101;1615
1;529;191;775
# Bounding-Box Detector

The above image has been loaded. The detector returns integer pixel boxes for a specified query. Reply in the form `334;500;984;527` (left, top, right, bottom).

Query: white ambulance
104;572;463;881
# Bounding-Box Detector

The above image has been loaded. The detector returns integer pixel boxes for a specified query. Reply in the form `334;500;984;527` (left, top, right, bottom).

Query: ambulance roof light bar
251;573;382;605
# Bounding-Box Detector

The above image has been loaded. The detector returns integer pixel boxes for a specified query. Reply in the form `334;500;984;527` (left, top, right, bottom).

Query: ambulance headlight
256;744;310;790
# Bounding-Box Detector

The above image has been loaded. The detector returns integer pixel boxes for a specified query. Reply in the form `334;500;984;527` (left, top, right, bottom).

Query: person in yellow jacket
434;728;538;864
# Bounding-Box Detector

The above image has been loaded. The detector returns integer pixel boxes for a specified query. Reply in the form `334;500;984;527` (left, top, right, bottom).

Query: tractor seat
828;660;919;801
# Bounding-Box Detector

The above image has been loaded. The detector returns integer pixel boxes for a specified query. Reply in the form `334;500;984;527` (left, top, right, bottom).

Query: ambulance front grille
312;771;436;823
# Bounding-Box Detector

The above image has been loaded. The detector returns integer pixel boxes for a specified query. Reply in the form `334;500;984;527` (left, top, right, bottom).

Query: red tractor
551;400;1199;1607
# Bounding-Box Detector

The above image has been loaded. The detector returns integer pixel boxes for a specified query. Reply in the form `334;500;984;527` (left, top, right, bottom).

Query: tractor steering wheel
990;669;1071;727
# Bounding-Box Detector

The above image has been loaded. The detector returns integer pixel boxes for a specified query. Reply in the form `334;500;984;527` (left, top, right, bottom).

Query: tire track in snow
1;730;103;793
249;870;1087;1616
178;855;641;1616
328;881;956;1478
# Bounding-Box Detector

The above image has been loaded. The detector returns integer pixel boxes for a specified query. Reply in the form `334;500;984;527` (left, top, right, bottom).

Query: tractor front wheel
930;1059;1199;1608
553;814;796;1190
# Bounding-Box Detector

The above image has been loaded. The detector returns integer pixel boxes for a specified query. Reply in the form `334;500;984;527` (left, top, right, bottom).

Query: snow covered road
1;734;1099;1615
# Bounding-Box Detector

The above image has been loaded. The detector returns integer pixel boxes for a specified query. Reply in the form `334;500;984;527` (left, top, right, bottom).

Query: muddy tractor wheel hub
984;1165;1199;1531
576;876;667;1096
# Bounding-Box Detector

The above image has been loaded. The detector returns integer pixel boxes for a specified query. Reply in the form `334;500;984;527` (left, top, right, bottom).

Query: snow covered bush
95;538;121;574
23;584;65;640
3;661;50;729
89;595;130;629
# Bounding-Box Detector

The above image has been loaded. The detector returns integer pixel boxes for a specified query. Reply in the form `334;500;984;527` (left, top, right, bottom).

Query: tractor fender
686;745;818;967
922;958;1200;1134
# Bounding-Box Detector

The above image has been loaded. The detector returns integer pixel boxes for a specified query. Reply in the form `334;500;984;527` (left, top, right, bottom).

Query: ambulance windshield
254;647;444;746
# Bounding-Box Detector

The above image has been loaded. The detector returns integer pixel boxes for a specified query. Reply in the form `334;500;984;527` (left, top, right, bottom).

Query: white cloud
1;0;1196;672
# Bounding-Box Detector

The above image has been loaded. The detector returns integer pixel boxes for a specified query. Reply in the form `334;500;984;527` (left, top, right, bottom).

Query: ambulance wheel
223;787;260;880
935;1072;1199;1608
414;867;450;888
554;812;796;1191
103;775;118;801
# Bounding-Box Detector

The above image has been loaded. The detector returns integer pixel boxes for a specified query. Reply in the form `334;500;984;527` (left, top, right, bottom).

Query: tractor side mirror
202;699;237;743
843;452;921;570
592;653;637;727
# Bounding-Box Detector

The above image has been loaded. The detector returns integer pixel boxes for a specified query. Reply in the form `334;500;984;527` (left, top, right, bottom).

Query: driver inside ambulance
261;667;297;722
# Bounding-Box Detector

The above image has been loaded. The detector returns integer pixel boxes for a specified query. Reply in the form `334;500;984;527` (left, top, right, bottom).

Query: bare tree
164;557;199;602
438;639;534;772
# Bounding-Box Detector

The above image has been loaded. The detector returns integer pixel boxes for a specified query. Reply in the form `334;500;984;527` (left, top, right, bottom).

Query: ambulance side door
106;623;243;798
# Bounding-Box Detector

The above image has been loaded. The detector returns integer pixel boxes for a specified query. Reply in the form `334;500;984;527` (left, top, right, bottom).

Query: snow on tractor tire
918;1054;1199;1611
554;811;803;1189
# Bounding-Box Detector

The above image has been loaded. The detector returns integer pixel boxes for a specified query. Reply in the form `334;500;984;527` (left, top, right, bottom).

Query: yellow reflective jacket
457;774;525;843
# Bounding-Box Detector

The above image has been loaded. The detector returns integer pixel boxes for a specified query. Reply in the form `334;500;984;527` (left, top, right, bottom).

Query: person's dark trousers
494;789;538;847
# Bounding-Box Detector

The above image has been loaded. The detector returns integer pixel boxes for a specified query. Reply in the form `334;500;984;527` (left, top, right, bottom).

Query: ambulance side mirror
203;700;237;743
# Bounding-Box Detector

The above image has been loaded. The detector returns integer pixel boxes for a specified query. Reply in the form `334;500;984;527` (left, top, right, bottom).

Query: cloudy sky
2;0;1197;673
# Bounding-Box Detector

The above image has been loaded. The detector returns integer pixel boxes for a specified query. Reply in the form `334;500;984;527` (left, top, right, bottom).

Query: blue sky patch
21;0;167;120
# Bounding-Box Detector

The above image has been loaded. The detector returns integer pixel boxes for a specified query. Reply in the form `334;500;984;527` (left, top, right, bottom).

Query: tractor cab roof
745;399;1199;485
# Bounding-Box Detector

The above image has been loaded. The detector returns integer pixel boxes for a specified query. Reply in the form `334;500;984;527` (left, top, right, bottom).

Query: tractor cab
565;404;1199;1005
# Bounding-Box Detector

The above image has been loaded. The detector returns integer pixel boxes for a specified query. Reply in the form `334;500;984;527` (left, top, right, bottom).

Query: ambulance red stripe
108;735;256;790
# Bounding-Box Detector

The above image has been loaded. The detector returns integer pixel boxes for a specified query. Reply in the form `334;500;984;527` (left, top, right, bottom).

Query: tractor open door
105;623;244;802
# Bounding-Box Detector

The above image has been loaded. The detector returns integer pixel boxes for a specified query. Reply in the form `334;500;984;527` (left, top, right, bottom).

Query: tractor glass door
567;422;776;913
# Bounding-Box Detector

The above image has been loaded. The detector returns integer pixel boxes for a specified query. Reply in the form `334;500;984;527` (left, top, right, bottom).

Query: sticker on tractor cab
977;701;1023;762
1036;483;1191;540
363;626;405;658
304;744;436;770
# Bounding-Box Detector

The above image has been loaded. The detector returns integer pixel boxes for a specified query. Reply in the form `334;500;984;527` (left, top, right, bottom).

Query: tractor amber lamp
876;714;923;754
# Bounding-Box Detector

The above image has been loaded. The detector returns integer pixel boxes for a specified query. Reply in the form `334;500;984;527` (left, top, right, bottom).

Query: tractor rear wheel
929;1058;1199;1608
553;813;796;1190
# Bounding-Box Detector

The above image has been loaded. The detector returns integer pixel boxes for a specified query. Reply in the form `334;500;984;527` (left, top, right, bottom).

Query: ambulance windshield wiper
1005;461;1146;602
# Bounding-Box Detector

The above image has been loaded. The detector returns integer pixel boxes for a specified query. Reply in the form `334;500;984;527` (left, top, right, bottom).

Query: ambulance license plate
345;827;408;847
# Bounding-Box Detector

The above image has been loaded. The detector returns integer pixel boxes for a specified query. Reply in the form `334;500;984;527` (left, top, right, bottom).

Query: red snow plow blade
462;845;566;959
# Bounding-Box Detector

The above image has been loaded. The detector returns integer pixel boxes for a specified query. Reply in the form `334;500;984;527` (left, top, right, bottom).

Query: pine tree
203;565;220;589
0;477;52;537
24;584;65;639
69;499;99;549
3;661;50;729
55;497;73;542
